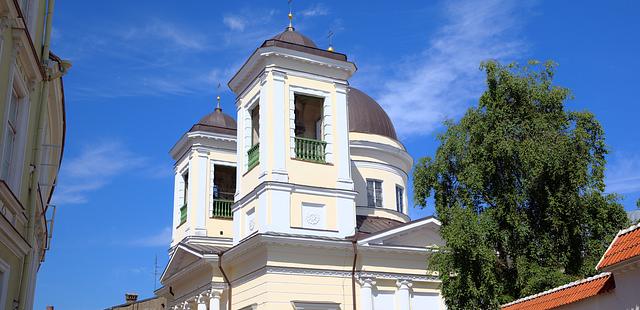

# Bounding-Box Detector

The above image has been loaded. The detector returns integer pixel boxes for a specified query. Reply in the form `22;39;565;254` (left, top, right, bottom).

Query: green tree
415;61;629;309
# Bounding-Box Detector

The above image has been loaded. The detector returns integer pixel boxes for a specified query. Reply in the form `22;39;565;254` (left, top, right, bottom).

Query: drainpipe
351;237;358;310
17;0;56;309
218;252;231;310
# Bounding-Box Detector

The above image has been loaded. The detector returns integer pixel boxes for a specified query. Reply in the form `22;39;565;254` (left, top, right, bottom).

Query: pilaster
359;277;376;310
396;279;413;310
189;148;209;236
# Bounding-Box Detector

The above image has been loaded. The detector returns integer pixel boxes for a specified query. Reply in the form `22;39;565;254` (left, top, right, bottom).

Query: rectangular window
179;171;189;225
293;94;327;163
182;172;189;206
247;104;260;170
396;185;404;213
1;90;20;182
251;104;259;146
366;179;383;208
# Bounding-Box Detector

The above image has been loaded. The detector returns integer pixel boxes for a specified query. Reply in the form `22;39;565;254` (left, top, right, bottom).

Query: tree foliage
415;60;629;309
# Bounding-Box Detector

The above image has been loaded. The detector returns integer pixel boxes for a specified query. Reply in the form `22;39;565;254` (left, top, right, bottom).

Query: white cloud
129;226;172;247
373;0;530;137
223;15;247;31
301;4;329;17
53;142;146;205
122;22;206;50
606;153;640;194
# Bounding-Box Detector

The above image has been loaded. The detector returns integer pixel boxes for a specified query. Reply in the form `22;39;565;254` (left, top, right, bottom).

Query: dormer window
366;179;383;208
293;94;326;163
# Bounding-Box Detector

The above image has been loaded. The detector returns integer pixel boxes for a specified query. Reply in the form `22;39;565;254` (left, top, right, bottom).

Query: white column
209;289;222;310
396;279;412;310
190;149;209;236
197;293;208;310
359;278;375;310
335;83;353;190
269;70;288;182
258;75;269;179
172;170;183;230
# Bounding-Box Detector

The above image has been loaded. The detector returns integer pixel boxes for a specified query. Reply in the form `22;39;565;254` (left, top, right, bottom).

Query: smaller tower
169;97;237;246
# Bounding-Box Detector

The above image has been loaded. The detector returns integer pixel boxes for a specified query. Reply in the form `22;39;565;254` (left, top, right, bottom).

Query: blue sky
35;0;640;309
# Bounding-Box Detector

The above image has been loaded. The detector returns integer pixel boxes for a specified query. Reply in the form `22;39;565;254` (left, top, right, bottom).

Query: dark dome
348;87;398;140
190;107;237;135
271;28;317;48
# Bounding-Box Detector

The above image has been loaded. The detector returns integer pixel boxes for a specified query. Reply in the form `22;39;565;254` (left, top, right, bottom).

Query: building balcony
210;199;233;219
247;143;259;170
294;136;327;163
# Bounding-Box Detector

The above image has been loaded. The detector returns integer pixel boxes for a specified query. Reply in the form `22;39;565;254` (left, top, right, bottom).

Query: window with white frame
366;179;383;208
1;90;21;185
395;185;404;213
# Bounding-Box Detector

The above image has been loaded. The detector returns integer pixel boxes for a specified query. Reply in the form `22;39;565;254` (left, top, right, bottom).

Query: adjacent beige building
156;14;445;310
0;0;68;309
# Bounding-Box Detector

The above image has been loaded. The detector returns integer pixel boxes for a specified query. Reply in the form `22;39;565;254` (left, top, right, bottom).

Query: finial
327;30;334;52
287;0;294;31
215;83;222;111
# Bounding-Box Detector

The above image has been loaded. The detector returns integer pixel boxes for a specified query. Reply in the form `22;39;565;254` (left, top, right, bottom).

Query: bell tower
228;15;357;243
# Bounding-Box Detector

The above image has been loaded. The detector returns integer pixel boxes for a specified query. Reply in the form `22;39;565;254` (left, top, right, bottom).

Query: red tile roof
501;273;615;310
596;223;640;270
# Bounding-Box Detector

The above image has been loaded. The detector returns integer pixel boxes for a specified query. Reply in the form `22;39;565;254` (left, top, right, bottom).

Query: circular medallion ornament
305;213;320;225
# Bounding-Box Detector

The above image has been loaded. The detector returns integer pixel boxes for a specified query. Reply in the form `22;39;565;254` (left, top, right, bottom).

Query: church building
156;13;445;310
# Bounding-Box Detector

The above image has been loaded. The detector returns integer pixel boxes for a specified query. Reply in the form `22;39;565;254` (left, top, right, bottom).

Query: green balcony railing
294;137;327;163
247;143;259;170
211;199;233;219
179;204;187;225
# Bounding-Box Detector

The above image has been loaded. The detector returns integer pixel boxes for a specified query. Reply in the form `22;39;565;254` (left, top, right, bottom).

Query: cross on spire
327;30;334;52
287;0;294;30
216;82;221;110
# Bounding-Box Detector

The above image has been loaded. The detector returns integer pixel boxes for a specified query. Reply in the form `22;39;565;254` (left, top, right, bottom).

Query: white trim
229;46;356;94
358;217;441;245
270;70;288;180
349;140;413;174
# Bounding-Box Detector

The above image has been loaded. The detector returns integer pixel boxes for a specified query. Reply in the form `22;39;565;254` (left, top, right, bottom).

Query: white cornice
169;131;236;161
349;140;413;173
232;181;358;212
229;46;356;95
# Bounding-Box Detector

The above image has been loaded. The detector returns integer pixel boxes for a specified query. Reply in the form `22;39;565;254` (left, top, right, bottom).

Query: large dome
189;107;237;135
347;87;398;140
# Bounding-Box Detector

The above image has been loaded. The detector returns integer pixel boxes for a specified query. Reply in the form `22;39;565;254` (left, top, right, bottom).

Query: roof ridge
617;222;640;236
502;272;611;307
